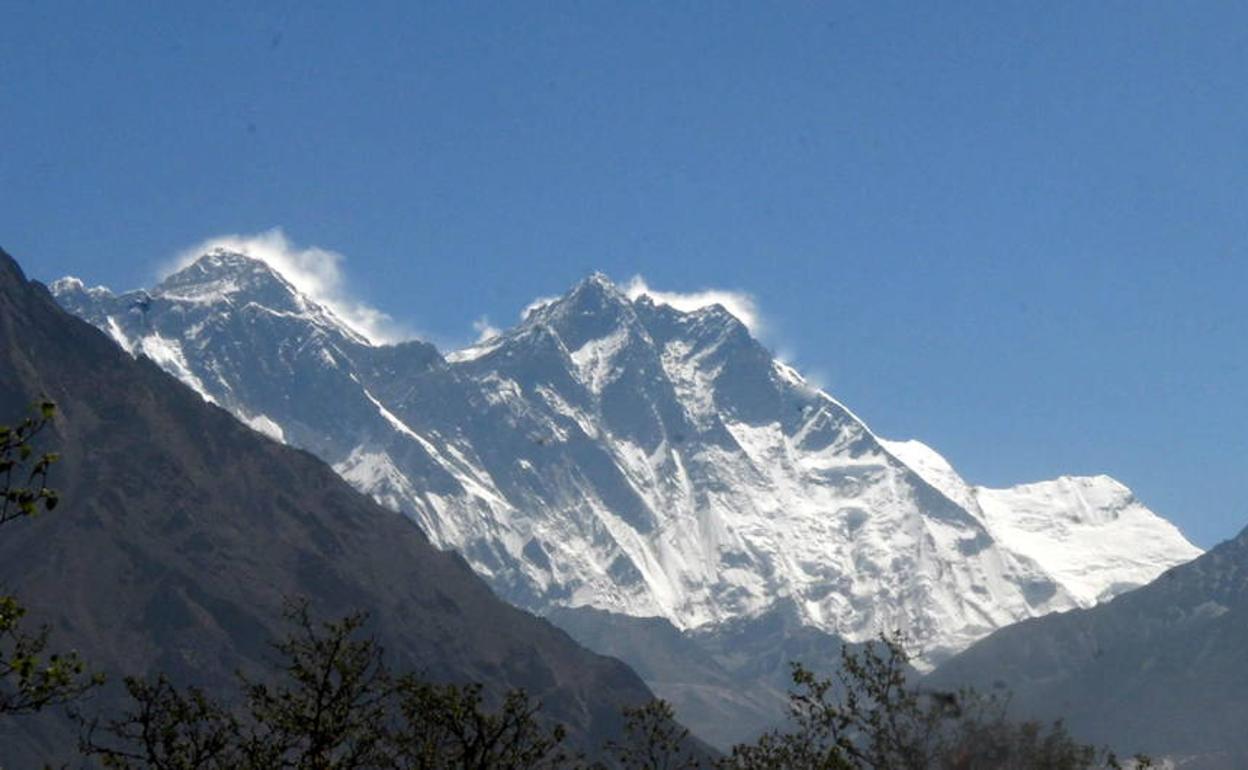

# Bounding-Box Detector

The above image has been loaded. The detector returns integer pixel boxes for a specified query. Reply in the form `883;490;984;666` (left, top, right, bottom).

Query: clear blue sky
3;2;1245;547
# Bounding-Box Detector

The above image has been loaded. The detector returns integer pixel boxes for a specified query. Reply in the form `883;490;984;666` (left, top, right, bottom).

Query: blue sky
3;2;1245;546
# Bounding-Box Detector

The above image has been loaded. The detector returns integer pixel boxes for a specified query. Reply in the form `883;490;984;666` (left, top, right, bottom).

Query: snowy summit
54;253;1202;666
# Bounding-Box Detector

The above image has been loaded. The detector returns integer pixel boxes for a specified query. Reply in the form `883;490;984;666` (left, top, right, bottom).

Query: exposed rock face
55;252;1201;668
0;248;659;766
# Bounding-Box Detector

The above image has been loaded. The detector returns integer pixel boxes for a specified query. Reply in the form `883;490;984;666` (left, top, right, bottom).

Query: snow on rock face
880;439;1203;610
974;475;1203;606
53;259;1203;666
880;438;979;512
243;412;286;443
570;325;631;394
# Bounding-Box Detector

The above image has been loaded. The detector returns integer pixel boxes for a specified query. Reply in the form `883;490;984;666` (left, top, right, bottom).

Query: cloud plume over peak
165;228;408;344
623;275;763;334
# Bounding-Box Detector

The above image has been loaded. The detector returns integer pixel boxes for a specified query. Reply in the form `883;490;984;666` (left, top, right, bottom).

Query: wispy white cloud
520;295;560;321
163;228;409;344
471;315;501;343
622;275;763;335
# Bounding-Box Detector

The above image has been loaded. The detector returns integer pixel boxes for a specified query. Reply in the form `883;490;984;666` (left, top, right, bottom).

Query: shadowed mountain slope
0;248;659;765
929;525;1248;768
548;602;852;750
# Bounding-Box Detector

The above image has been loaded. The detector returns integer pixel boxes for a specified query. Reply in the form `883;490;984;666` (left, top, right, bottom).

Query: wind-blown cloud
472;315;501;343
520;295;560;321
164;228;408;344
623;275;763;335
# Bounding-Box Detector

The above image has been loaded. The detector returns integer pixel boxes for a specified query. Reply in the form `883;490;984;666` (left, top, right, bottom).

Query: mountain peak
518;272;640;351
48;275;116;302
151;249;370;345
0;246;27;287
567;271;628;304
582;270;616;287
158;248;293;300
517;273;630;324
534;274;755;343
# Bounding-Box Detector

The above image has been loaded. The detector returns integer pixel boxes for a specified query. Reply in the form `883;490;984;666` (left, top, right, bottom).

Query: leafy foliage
0;402;100;717
81;676;244;769
0;593;99;716
81;609;1150;769
0;399;60;526
607;699;701;770
391;680;571;769
718;636;1149;770
241;601;393;768
81;600;574;769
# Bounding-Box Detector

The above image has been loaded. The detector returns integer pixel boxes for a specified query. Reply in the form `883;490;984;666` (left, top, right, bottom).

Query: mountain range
0;248;664;765
51;249;1204;746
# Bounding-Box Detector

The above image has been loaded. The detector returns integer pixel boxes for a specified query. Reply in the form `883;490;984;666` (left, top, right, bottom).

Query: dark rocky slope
549;602;853;751
929;525;1248;768
0;248;658;765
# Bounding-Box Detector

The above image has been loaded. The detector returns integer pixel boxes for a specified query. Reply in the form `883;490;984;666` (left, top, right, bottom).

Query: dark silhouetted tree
718;635;1150;770
607;698;701;770
391;679;570;769
81;599;573;769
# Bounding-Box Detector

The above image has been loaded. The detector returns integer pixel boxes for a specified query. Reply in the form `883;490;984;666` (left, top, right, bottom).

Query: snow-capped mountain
927;523;1248;764
53;250;1202;666
882;439;1197;606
